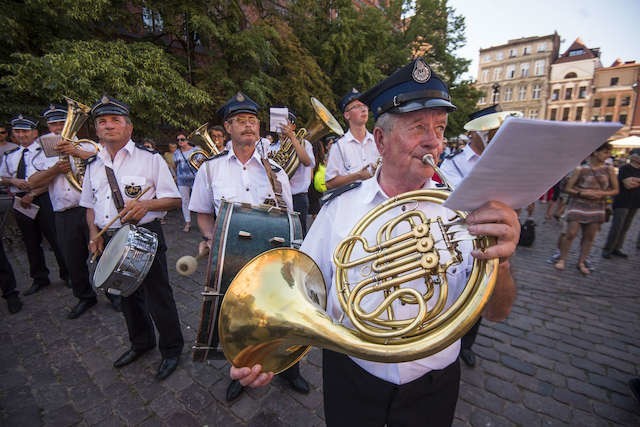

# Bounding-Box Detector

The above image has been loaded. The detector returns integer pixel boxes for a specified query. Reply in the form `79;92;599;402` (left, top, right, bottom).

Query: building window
496;51;504;60
593;98;601;107
483;54;492;62
607;97;615;107
537;42;547;52
523;46;531;55
552;89;559;101
575;106;583;121
578;87;587;99
528;109;538;119
504;87;513;101
564;72;578;79
592;115;599;122
492;89;500;103
604;114;613;122
519;85;527;100
619;114;627;124
621;96;631;106
550;109;557;120
532;84;541;99
493;67;502;81
521;63;529;77
569;49;584;57
481;69;489;82
610;77;619;86
507;65;516;79
509;48;517;58
562;108;570;121
142;7;164;32
534;60;545;76
565;88;573;100
478;95;486;105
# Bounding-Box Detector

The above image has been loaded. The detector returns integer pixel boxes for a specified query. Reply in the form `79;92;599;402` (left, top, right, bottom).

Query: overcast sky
447;0;640;80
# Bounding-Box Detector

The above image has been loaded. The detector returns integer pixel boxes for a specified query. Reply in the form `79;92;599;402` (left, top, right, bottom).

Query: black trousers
0;238;17;299
603;207;638;252
292;192;309;236
13;193;68;286
110;221;184;359
461;317;482;351
323;350;460;427
55;207;95;301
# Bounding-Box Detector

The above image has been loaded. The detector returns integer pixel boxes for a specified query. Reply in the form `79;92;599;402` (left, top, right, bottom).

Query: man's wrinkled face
47;121;65;135
224;114;259;147
12;129;38;147
94;115;132;146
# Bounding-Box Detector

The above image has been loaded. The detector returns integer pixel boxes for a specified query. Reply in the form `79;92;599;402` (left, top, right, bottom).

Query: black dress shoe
629;378;640;404
286;375;310;394
6;294;23;314
460;348;476;367
156;356;179;380
602;250;612;259
113;347;153;368
107;293;122;312
612;250;628;258
67;299;97;319
23;282;50;296
226;380;245;401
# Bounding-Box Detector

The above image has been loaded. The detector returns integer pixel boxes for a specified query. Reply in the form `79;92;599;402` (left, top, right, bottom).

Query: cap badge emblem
18;114;23;120
412;59;431;83
101;95;110;104
236;93;245;102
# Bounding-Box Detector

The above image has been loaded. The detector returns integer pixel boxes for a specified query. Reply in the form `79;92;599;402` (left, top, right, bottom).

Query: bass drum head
93;224;131;288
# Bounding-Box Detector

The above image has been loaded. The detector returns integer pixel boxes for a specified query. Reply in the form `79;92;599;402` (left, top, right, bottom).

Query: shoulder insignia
203;150;228;162
86;154;98;164
444;148;463;160
3;147;20;156
134;142;158;154
320;181;362;206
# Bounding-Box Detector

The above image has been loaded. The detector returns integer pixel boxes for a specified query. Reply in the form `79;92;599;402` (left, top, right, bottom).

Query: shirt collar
228;143;263;166
97;139;134;163
462;144;480;162
361;170;438;205
344;129;375;145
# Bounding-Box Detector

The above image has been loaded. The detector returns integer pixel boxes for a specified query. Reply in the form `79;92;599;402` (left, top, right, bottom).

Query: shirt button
107;196;110;199
106;215;109;218
246;188;249;191
243;167;247;170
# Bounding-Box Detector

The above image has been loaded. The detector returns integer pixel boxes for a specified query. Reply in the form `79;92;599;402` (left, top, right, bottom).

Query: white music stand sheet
40;134;62;158
443;118;622;211
13;196;40;219
269;107;289;133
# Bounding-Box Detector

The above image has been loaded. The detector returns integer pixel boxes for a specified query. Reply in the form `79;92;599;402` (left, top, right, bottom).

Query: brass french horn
218;155;498;373
188;122;220;170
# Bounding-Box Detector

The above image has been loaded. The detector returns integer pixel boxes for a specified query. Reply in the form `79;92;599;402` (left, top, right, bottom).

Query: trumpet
176;242;210;276
188;123;220;170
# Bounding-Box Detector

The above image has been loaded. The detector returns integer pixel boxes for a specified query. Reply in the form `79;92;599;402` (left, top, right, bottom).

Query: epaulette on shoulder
444;148;463;160
203;150;228;162
134;143;158;154
320;181;362;206
86;154;98;165
3;147;20;156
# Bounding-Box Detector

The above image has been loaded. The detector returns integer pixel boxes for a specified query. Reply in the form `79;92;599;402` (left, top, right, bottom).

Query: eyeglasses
176;137;187;141
345;104;368;113
229;117;259;126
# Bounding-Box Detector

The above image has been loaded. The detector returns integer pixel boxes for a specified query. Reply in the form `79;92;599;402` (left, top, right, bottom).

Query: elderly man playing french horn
231;58;519;427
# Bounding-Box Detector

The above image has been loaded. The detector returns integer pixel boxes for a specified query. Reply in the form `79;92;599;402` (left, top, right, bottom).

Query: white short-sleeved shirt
325;129;378;181
300;176;473;385
271;138;315;195
438;144;480;188
0;141;47;193
79;140;180;228
31;135;97;212
188;145;293;216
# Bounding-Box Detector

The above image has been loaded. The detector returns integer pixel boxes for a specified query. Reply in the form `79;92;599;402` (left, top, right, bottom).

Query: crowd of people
0;55;638;425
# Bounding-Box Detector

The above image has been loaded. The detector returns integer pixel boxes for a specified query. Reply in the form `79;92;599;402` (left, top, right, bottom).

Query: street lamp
492;82;501;103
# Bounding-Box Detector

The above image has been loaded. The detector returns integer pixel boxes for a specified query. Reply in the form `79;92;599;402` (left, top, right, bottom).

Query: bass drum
193;202;303;361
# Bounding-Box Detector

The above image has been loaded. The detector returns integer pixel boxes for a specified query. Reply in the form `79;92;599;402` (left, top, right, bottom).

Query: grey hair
374;112;398;133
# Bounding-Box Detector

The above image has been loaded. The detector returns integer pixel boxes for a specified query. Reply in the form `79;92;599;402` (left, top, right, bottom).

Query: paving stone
500;354;536;376
42;404;82;426
485;376;522;403
177;382;214;414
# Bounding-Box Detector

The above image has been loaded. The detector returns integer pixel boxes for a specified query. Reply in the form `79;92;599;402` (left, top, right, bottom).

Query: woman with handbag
173;132;198;232
555;143;619;275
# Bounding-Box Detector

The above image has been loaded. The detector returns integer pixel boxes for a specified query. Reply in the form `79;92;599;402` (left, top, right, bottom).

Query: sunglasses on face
177;137;187;141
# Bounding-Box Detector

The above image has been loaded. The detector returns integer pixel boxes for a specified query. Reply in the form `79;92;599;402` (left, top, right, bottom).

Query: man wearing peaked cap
0;114;70;298
28;101;102;319
190;92;296;401
325;88;379;190
231;57;519;427
79;94;185;381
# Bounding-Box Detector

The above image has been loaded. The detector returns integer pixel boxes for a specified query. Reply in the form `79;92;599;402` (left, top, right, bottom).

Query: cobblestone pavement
1;202;639;426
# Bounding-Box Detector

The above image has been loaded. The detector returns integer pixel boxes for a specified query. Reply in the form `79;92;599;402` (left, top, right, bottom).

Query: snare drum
193;202;303;361
93;224;158;297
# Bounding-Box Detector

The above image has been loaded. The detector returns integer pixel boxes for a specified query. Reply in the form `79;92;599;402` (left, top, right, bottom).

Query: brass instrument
188;123;220;170
59;97;101;192
217;155;498;374
269;97;344;178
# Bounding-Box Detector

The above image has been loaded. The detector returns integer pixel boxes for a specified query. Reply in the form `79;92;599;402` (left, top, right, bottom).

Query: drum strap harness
260;157;288;209
105;166;125;211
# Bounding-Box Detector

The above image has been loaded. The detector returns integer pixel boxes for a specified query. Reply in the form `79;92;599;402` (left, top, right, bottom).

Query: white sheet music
269;107;289;133
443;118;622;211
13;196;40;219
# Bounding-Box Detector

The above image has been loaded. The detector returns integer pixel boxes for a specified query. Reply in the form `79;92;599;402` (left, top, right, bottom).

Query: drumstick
93;186;152;241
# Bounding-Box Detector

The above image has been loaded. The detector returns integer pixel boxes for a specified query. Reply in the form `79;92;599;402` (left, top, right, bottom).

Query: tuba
217;155;498;374
269;97;344;178
59;97;101;192
188;123;220;170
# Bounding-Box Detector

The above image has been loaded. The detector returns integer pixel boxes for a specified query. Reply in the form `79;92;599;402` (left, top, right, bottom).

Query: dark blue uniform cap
338;88;362;113
468;104;502;122
360;58;456;121
90;95;130;118
42;103;67;123
217;92;259;121
11;114;38;130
